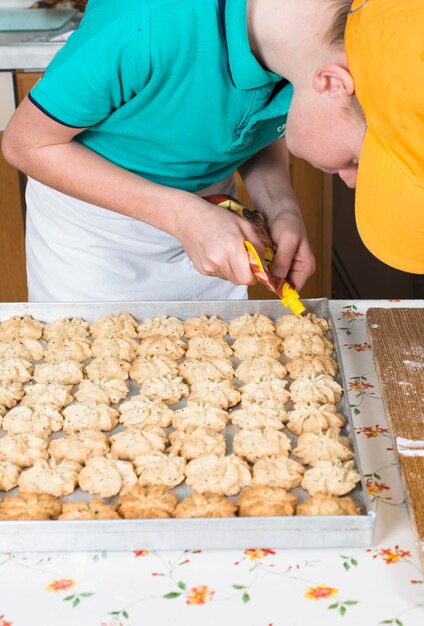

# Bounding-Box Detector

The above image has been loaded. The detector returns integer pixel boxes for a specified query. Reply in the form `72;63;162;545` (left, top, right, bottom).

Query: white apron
25;176;248;302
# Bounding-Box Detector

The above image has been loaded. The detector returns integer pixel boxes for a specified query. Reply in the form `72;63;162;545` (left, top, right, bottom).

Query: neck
247;0;346;83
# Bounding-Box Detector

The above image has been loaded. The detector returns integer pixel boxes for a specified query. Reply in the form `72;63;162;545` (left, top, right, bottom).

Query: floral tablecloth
1;300;423;626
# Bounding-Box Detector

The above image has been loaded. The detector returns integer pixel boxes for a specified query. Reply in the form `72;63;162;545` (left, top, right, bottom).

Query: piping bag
204;194;305;316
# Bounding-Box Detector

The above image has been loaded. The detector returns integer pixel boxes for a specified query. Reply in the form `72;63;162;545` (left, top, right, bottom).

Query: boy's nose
338;167;358;189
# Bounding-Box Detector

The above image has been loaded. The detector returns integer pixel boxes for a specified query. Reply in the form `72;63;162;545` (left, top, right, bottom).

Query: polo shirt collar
224;0;281;89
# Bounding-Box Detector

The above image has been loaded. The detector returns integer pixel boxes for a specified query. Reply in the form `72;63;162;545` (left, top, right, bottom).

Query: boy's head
284;0;366;189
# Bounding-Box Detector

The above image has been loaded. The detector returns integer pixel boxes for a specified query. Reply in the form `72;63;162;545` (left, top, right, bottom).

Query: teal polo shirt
29;0;293;192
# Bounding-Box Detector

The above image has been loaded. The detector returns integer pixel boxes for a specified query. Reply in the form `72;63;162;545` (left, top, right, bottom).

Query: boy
2;0;358;301
288;0;424;275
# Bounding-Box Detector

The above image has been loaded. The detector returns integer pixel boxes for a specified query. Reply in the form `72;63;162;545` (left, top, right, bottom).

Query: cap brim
355;129;424;274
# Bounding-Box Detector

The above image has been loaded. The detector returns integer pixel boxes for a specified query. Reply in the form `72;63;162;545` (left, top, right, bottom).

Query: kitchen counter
0;10;80;70
0;40;63;69
0;299;422;626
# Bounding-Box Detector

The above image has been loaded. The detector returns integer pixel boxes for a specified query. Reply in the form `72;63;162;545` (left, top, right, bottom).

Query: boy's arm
237;136;315;291
2;97;262;287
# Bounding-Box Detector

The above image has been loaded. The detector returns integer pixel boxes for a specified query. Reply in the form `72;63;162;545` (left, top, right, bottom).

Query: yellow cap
345;0;424;274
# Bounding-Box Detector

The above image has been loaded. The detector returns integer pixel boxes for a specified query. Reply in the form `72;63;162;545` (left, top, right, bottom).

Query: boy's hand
174;198;261;286
266;207;316;292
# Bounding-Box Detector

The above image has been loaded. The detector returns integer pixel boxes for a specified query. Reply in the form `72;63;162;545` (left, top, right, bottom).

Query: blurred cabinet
0;70;28;301
1;71;332;302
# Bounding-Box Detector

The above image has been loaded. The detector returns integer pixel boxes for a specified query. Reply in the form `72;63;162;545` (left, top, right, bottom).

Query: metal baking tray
0;299;375;551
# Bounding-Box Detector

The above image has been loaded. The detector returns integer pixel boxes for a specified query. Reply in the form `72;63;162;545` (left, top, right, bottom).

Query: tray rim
0;299;376;551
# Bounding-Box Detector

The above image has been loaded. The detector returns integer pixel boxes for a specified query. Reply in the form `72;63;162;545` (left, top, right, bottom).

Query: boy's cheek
283;126;297;156
284;130;305;161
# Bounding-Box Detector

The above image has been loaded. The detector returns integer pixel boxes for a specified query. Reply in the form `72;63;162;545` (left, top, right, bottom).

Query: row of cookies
0;311;284;348
0;310;334;367
0;435;361;499
0;485;361;521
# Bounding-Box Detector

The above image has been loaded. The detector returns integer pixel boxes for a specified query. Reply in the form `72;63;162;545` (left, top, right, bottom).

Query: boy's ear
313;64;355;97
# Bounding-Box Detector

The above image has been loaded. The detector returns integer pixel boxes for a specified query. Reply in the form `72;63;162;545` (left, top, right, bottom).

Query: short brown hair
325;1;352;47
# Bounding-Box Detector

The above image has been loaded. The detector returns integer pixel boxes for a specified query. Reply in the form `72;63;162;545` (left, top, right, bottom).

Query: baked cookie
183;315;228;338
228;313;275;338
297;492;362;516
252;456;305;490
235;356;287;383
185;453;251;496
286;356;338;380
289;375;343;404
33;360;83;386
49;430;109;465
186;336;232;359
2;405;63;437
293;430;354;465
78;455;137;497
119;395;173;429
43;338;92;362
240;379;290;406
62;402;119;433
0;358;33;384
129;355;179;383
0;460;21;491
285;402;346;436
109;427;167;460
229;405;287;431
137;316;184;340
175;491;237;518
233;429;291;463
90;313;138;339
18;459;81;497
172;404;229;432
188;381;241;409
117;484;178;519
75;379;129;405
85;357;130;384
0;314;44;341
21;383;74;411
43;317;90;341
0;433;49;467
0;339;44;361
139;375;189;405
92;337;138;362
0;382;24;408
237;486;297;517
301;460;361;496
282;334;334;359
178;357;234;384
232;334;283;360
168;427;226;460
0;493;61;520
137;335;187;360
276;313;329;338
134;452;186;488
59;498;120;520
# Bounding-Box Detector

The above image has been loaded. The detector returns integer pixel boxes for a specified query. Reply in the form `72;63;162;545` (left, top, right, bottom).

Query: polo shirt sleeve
29;0;151;128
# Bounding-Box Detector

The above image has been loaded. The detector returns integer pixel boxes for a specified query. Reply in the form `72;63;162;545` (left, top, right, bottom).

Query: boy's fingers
228;250;257;286
271;238;316;291
271;239;299;279
286;246;316;291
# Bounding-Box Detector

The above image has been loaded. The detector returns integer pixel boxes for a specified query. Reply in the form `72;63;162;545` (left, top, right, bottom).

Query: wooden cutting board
367;308;424;571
